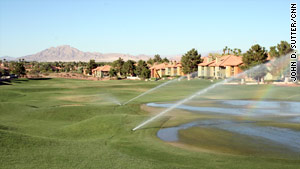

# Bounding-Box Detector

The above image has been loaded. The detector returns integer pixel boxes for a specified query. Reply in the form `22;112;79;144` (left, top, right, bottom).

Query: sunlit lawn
1;78;300;169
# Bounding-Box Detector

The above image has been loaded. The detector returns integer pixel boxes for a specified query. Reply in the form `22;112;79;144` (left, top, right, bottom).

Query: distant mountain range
0;45;187;62
19;45;154;62
0;56;17;61
0;45;223;63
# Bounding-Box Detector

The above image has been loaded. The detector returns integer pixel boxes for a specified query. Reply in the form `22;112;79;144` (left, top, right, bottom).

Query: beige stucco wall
225;66;231;78
210;67;214;77
151;66;184;78
219;67;226;78
177;67;183;76
165;68;171;76
198;66;211;77
198;66;202;76
158;69;162;77
170;67;174;76
214;67;220;78
205;67;209;77
93;70;103;78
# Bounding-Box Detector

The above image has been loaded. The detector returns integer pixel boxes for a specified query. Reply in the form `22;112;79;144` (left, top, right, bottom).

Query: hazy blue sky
0;0;296;57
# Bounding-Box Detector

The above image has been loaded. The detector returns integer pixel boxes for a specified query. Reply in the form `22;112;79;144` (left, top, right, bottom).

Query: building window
231;66;234;75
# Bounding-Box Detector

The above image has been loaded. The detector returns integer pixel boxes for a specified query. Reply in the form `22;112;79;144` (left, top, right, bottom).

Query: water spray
132;80;226;131
122;72;198;105
103;94;122;105
132;55;291;131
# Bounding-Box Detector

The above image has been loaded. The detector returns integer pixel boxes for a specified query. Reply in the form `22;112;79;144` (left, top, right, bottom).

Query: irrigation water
132;55;292;131
100;93;122;105
147;100;300;116
156;119;300;152
108;96;122;105
122;72;198;105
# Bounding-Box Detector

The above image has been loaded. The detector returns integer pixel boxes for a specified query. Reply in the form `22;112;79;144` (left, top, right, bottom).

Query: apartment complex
150;61;184;78
198;55;243;79
92;65;111;78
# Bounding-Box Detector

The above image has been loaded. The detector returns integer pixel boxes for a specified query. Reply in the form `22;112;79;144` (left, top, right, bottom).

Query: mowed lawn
0;78;300;169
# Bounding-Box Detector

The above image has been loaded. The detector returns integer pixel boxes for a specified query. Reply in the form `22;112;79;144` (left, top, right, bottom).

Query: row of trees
1;40;294;81
269;41;293;58
176;40;294;81
55;40;294;81
0;59;26;77
0;59;109;77
222;46;242;56
109;58;151;79
85;54;169;78
241;41;293;81
146;54;169;65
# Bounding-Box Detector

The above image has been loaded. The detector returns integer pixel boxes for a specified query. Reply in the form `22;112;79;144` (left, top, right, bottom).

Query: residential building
198;55;243;79
92;65;111;78
150;61;184;78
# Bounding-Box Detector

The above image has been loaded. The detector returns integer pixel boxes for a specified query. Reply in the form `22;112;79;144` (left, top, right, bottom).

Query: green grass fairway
1;78;300;169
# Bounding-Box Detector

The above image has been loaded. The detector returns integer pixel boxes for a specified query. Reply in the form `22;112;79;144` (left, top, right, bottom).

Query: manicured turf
1;78;300;169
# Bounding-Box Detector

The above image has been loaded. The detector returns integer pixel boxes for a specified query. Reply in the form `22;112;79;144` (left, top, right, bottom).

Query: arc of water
132;80;226;131
132;55;291;131
101;93;122;105
122;78;182;105
122;72;198;105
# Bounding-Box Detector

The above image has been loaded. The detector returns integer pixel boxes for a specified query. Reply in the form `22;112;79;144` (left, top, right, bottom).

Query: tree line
179;40;295;81
241;41;293;81
1;40;296;81
0;59;109;77
86;54;171;79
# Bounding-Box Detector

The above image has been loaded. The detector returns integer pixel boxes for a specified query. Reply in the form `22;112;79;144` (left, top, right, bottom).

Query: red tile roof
150;63;167;69
198;57;208;65
92;65;111;72
217;55;243;66
167;62;182;68
198;57;215;66
204;55;243;67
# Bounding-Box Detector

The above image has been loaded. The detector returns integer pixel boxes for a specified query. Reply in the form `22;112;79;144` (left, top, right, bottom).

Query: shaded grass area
0;78;300;169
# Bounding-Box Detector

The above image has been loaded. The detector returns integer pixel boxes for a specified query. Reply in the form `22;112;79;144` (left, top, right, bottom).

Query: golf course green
1;78;300;169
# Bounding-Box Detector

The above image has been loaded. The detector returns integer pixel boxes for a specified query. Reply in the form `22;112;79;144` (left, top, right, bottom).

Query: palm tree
227;48;231;55
238;49;242;55
223;46;228;55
